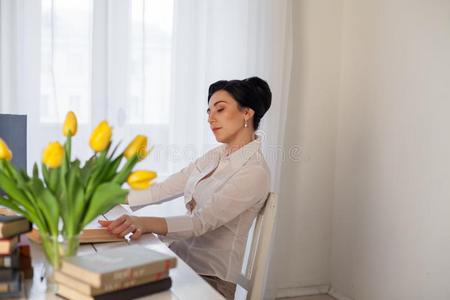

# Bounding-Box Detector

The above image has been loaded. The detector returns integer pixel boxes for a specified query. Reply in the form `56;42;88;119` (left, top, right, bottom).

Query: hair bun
244;77;272;114
207;76;272;130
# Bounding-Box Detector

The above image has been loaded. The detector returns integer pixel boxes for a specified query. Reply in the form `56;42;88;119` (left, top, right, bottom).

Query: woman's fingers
97;219;112;227
130;227;142;240
111;219;131;235
97;215;144;240
107;215;128;230
119;224;136;238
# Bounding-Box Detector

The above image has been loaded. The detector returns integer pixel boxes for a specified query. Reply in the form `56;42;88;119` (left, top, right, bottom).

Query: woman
99;77;272;299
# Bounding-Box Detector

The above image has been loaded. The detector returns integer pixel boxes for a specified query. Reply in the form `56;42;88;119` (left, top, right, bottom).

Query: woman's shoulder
232;152;271;196
245;148;268;164
241;150;271;180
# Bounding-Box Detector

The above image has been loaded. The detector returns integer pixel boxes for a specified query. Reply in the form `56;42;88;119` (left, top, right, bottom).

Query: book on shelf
0;236;18;256
17;237;31;257
0;268;15;281
61;245;177;288
0;248;19;269
17;235;33;279
55;270;169;296
19;256;33;279
0;216;32;238
0;245;28;280
0;269;21;293
57;277;172;300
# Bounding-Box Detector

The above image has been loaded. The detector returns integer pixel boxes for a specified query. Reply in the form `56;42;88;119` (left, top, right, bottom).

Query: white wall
331;0;450;300
269;1;342;298
272;0;450;299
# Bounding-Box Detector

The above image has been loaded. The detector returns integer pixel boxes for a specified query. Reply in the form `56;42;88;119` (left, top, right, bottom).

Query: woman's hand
98;214;144;240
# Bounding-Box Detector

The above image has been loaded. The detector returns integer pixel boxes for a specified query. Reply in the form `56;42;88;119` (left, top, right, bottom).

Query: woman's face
207;90;249;144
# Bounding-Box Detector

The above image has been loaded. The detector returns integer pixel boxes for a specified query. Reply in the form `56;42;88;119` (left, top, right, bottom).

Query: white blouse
127;136;270;283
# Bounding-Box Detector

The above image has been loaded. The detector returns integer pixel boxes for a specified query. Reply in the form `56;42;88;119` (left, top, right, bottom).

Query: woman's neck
224;131;255;156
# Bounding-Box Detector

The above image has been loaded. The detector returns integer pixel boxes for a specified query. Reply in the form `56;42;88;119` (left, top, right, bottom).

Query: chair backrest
238;192;278;300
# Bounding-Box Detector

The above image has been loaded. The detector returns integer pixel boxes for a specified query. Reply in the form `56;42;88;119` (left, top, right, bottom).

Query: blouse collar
219;135;262;169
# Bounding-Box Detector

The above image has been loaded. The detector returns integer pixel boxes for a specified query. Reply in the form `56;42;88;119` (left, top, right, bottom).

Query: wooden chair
238;192;278;300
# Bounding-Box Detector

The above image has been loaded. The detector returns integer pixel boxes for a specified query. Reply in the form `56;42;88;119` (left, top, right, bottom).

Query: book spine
58;278;172;300
0;239;16;255
0;220;32;238
0;248;13;255
95;259;176;288
55;271;169;296
94;271;168;295
0;270;21;293
0;250;19;268
95;278;172;300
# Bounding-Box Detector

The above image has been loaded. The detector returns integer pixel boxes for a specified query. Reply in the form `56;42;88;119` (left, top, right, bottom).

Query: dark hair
208;77;272;130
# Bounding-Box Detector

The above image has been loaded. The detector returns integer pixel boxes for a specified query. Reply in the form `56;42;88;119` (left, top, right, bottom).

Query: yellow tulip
89;121;112;152
127;170;157;190
0;138;13;161
63;111;78;136
124;135;148;161
42;142;64;168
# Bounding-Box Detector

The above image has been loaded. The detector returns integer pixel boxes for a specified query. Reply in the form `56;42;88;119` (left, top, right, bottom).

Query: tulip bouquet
0;112;157;267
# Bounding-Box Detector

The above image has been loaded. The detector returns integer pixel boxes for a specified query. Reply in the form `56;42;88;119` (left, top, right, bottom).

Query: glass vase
40;233;60;269
59;234;80;258
40;232;80;292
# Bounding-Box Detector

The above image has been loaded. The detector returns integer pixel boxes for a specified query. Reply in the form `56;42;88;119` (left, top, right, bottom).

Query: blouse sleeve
127;162;195;208
163;165;270;240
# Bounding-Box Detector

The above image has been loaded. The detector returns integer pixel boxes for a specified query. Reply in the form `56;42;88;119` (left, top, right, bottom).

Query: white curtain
0;0;292;297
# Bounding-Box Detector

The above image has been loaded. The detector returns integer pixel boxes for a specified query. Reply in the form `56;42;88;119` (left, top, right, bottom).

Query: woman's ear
245;108;255;120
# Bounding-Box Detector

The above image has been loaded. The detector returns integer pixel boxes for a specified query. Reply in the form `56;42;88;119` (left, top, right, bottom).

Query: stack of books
17;236;33;280
56;245;177;300
0;215;32;298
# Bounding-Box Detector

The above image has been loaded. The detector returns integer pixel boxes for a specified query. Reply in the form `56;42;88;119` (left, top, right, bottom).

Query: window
40;0;174;175
40;0;173;126
40;0;92;124
129;0;173;125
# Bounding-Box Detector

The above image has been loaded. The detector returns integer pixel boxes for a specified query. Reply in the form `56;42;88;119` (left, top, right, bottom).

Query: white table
23;233;225;299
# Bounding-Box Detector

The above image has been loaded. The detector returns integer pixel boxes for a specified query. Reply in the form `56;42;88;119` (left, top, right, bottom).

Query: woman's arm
102;165;269;240
163;165;270;240
127;146;222;207
98;215;168;239
126;162;195;207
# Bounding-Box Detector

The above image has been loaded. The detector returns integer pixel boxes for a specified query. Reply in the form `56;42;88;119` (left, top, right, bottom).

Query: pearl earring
244;121;248;128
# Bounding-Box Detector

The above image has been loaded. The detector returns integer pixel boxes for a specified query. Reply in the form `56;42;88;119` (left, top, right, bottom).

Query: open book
23;205;134;244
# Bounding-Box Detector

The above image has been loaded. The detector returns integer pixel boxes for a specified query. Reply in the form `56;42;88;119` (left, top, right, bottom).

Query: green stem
41;234;60;268
61;235;80;257
112;155;139;185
